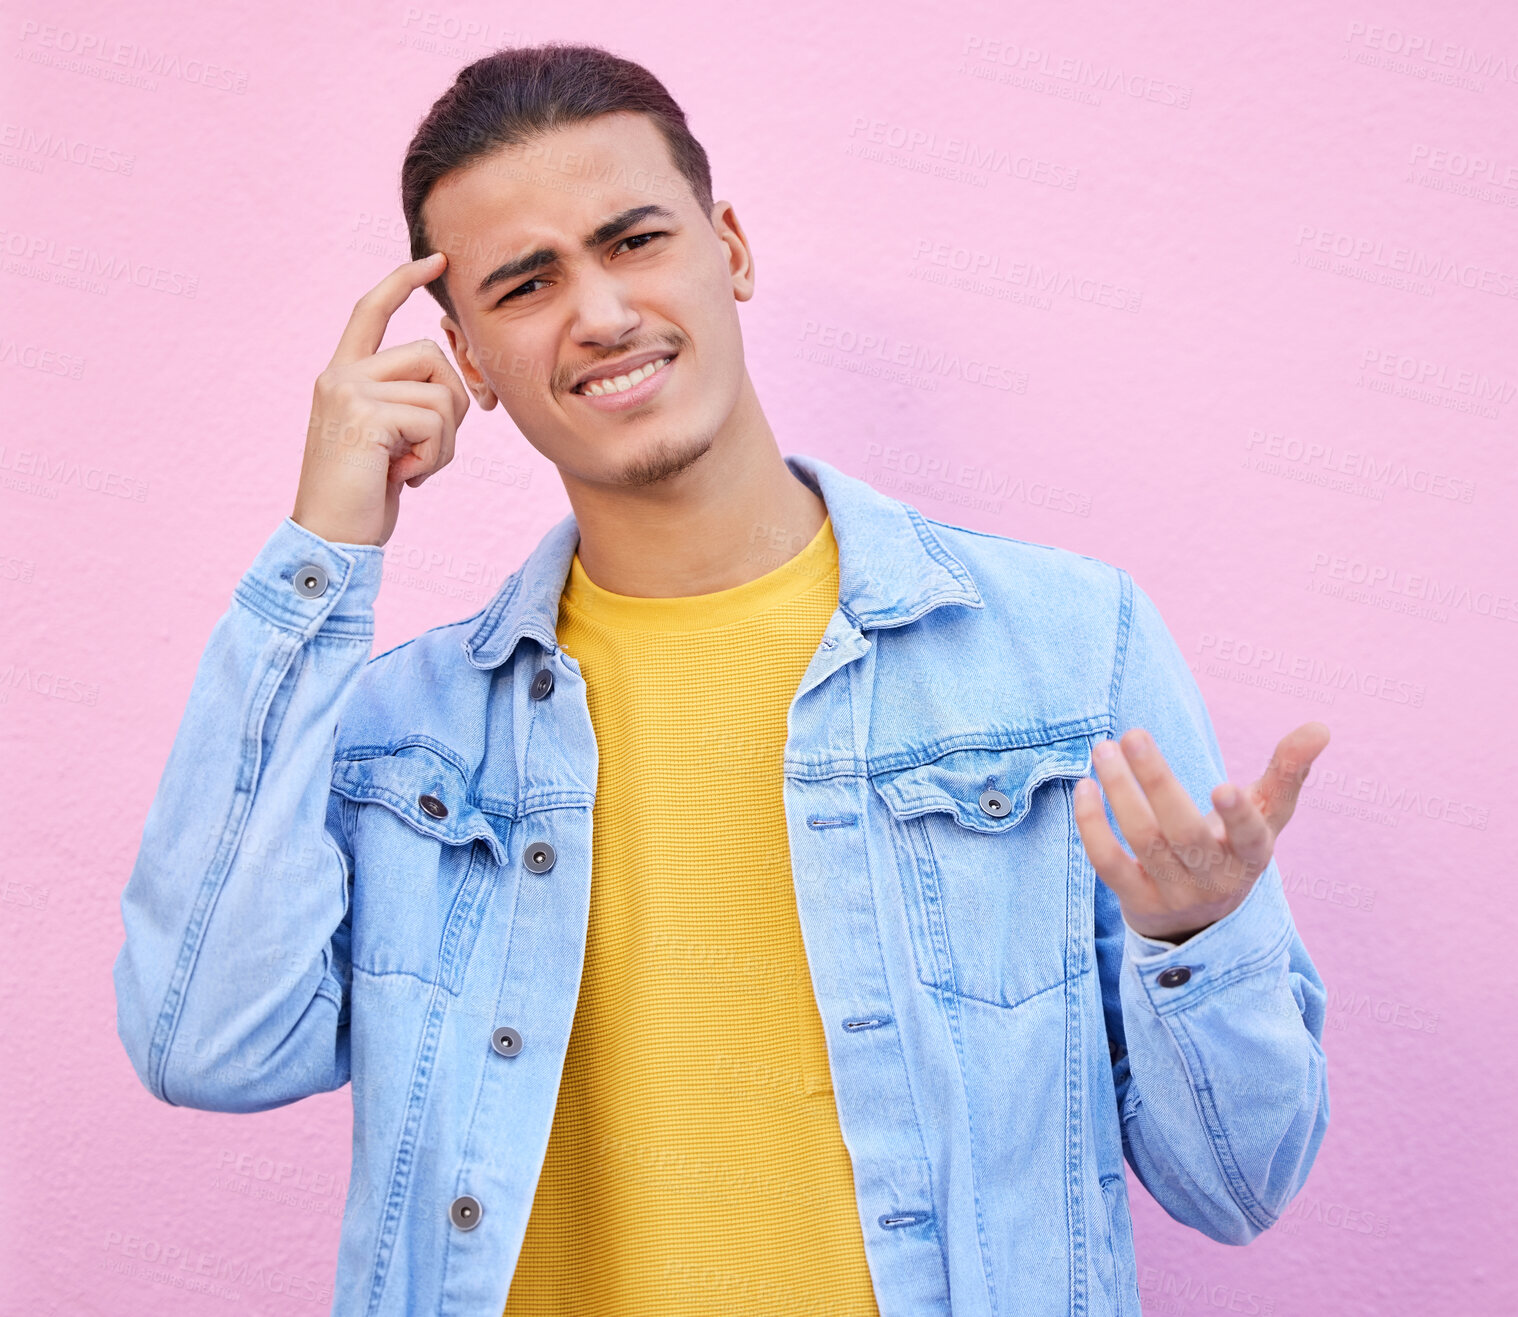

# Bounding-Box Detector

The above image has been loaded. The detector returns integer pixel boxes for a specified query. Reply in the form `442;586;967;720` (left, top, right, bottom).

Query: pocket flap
332;742;507;865
870;736;1093;833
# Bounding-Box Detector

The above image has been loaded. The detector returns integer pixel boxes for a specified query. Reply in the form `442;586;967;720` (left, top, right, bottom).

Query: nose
568;264;641;352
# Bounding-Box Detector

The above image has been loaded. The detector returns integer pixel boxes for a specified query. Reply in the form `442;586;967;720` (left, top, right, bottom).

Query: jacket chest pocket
332;742;508;994
868;735;1092;1010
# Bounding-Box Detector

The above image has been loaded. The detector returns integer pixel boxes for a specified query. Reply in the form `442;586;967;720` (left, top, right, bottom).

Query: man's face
426;111;754;489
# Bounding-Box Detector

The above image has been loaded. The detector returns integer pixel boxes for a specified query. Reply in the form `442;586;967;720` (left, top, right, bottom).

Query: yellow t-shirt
503;514;880;1315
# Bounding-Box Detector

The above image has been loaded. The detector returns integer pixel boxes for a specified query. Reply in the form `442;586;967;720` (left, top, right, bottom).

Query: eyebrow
472;203;678;301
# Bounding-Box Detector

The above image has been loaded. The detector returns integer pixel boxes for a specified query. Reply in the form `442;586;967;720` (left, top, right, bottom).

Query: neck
556;375;828;598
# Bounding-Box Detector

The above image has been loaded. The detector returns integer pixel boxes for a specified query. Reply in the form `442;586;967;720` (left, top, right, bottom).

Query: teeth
582;356;671;397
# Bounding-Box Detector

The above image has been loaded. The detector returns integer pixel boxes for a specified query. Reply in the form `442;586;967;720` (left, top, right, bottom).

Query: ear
440;315;499;411
710;200;754;303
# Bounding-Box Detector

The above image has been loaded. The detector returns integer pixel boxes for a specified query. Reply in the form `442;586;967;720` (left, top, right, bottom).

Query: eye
613;231;667;255
494;233;667;306
496;277;547;306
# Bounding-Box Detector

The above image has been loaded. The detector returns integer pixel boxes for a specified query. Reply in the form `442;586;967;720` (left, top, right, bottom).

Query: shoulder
917;512;1131;621
363;606;491;682
334;605;497;756
865;509;1139;743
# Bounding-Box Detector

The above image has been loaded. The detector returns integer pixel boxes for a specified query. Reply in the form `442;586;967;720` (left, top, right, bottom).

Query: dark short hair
401;42;714;320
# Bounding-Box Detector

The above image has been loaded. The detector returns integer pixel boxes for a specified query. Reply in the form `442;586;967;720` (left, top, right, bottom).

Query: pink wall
3;2;1512;1312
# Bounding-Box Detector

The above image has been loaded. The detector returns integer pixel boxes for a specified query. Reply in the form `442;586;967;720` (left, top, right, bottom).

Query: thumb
1250;721;1331;835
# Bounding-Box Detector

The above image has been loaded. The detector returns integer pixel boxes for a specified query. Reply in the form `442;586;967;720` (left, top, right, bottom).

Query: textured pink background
3;2;1513;1313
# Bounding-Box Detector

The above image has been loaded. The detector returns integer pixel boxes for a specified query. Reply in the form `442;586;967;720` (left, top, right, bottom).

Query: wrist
1151;921;1215;944
290;507;384;549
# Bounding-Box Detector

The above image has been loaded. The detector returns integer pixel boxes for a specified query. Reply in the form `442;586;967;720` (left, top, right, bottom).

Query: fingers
362;378;461;481
1252;721;1331;834
1212;783;1273;869
1090;732;1240;907
1092;734;1211;883
347;341;469;485
1115;729;1214;852
1072;778;1151;903
363;339;470;442
328;252;448;370
360;338;471;410
1079;728;1291;932
371;402;445;487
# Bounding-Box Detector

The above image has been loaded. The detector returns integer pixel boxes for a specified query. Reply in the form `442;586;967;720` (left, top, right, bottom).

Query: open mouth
572;352;677;397
569;352;679;412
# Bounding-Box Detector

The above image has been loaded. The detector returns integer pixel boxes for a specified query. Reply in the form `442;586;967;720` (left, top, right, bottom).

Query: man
114;42;1330;1317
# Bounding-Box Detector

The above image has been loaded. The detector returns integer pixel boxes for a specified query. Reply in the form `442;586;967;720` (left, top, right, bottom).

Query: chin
606;429;716;489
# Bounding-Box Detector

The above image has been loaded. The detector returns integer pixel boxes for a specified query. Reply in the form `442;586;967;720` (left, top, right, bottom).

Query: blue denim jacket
114;452;1329;1316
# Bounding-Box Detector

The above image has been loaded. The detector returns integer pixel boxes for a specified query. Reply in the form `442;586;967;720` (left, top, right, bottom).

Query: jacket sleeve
112;517;384;1114
1093;570;1330;1245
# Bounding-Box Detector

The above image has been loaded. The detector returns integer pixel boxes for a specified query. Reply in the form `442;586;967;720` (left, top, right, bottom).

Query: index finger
328;252;448;370
1110;729;1211;850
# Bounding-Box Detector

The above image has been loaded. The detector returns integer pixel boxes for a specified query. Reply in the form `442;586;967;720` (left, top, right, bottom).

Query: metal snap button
419;794;448;819
979;787;1011;817
293;563;328;599
530;668;555;700
1156;966;1192;988
449;1194;483;1230
490;1026;523;1057
523;841;556;873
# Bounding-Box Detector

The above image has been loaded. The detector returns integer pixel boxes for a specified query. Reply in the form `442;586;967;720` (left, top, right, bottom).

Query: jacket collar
462;451;984;670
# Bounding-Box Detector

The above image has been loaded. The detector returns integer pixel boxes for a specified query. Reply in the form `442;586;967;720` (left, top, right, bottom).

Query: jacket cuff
231;517;385;639
1122;915;1186;952
1121;859;1295;1016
